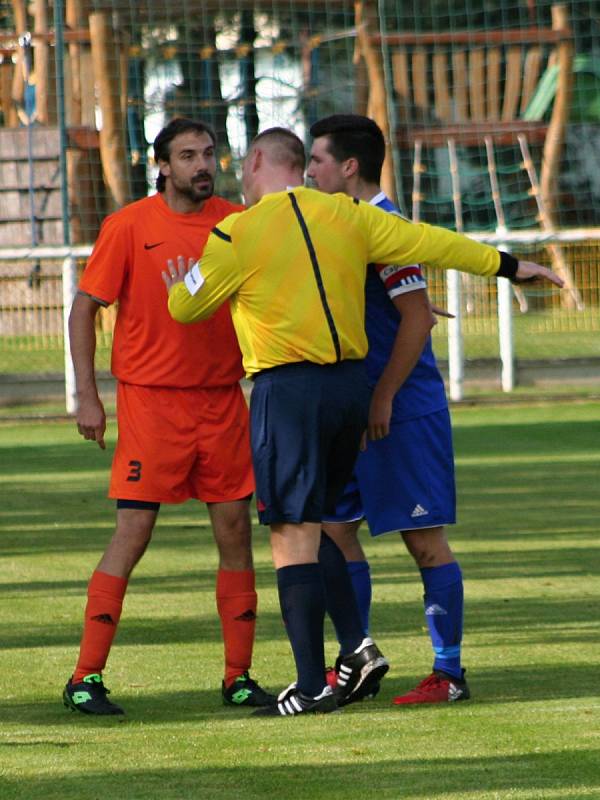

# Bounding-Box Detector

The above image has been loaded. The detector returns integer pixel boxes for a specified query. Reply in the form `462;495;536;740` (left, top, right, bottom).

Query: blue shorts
249;360;370;525
323;408;456;535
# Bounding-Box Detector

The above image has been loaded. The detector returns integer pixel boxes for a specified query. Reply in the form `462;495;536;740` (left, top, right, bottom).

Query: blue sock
421;562;464;679
319;532;364;655
277;563;326;696
347;560;371;636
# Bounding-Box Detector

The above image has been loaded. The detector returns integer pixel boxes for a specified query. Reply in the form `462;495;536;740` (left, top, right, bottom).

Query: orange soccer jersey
79;193;244;388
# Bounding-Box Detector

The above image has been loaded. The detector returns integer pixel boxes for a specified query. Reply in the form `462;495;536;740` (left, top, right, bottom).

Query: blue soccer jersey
365;192;447;422
325;192;455;533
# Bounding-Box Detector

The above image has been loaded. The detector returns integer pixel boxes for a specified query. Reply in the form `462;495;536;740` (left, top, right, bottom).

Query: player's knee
117;528;153;558
402;528;452;567
113;518;154;556
217;543;253;571
322;522;363;561
214;524;252;565
222;514;252;545
411;547;438;567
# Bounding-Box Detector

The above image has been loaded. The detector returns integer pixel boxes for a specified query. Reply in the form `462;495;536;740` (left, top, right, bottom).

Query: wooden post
354;46;369;117
539;5;581;309
65;0;94;125
66;0;89;125
540;4;573;221
354;0;396;202
519;134;583;310
65;0;93;242
1;60;18;126
32;0;49;124
89;11;131;209
10;0;27;114
119;28;129;126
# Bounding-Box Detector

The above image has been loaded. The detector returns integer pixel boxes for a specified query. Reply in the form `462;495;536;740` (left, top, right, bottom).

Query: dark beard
182;178;214;203
172;173;215;203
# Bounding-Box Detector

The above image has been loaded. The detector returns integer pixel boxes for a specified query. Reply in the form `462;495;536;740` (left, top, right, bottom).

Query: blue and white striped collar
369;190;388;207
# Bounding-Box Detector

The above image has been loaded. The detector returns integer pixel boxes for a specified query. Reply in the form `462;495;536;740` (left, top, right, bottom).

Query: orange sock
72;570;128;683
216;569;257;687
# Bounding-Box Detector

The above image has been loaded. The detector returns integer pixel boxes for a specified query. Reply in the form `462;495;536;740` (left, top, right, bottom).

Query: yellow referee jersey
168;186;502;377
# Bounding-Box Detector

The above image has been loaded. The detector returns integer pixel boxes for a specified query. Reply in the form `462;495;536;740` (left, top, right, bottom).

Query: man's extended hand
430;303;455;320
514;260;564;287
76;393;107;450
162;255;196;292
366;384;394;443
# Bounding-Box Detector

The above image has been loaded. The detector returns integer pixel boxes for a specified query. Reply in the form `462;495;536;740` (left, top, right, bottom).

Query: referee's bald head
249;127;306;173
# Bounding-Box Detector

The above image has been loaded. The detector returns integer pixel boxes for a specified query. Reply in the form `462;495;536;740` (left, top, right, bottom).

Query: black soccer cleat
63;673;124;716
222;671;276;707
253;682;338;717
335;637;389;707
326;665;381;700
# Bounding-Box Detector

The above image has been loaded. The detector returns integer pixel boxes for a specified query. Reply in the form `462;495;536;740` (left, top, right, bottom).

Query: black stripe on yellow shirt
287;192;342;362
212;227;232;243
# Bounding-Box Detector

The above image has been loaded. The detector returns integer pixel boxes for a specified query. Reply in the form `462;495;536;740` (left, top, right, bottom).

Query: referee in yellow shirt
163;127;562;718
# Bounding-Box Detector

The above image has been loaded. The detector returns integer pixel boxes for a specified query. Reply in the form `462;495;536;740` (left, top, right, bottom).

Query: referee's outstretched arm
356;199;564;287
165;190;563;327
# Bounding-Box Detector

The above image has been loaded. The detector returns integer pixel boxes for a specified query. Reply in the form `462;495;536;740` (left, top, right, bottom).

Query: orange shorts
109;382;254;504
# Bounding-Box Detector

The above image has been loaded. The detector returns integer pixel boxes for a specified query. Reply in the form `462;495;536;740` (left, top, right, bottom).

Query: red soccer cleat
325;666;338;690
393;669;470;705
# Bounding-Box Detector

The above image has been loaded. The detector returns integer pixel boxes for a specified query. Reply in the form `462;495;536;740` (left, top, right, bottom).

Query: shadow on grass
1;749;599;800
3;418;599;572
372;595;600;639
0;442;108;477
1;587;597;651
2;662;597;730
388;661;599;705
0;522;240;559
0;416;596;477
0;563;278;597
0;563;277;605
374;545;599;584
0;614;224;650
0;586;283;648
453;418;600;458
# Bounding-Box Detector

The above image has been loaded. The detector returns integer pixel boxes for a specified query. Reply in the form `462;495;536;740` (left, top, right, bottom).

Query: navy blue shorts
249;360;370;525
323;408;456;535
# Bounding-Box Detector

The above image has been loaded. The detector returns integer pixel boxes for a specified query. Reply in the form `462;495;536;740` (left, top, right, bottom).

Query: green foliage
1;402;599;799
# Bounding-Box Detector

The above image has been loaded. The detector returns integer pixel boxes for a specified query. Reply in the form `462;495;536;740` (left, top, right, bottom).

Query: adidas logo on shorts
410;504;429;518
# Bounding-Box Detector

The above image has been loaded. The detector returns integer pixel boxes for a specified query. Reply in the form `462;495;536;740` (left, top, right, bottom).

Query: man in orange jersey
63;118;274;716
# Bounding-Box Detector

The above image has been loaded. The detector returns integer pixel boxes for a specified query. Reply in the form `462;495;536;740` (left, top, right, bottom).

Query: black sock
277;563;326;696
319;531;364;655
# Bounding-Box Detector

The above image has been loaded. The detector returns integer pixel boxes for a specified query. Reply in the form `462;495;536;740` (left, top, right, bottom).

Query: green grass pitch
1;400;599;799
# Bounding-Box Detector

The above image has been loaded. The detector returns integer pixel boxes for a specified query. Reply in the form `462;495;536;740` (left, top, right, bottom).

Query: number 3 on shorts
126;460;142;482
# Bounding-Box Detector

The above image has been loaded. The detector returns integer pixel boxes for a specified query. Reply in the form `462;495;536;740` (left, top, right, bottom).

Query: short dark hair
251;127;306;172
309;114;385;184
153;117;217;192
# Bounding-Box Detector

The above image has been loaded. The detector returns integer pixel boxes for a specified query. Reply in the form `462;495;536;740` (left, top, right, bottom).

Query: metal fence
1;231;599;410
1;1;600;408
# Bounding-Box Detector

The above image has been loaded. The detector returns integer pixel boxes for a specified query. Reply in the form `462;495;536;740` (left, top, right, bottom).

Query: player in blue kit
308;114;469;704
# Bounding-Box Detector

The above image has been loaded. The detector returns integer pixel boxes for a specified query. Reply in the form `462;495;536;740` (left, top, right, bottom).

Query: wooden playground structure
0;0;589;308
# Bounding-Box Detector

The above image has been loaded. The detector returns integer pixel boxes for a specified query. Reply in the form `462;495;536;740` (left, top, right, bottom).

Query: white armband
183;262;205;296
